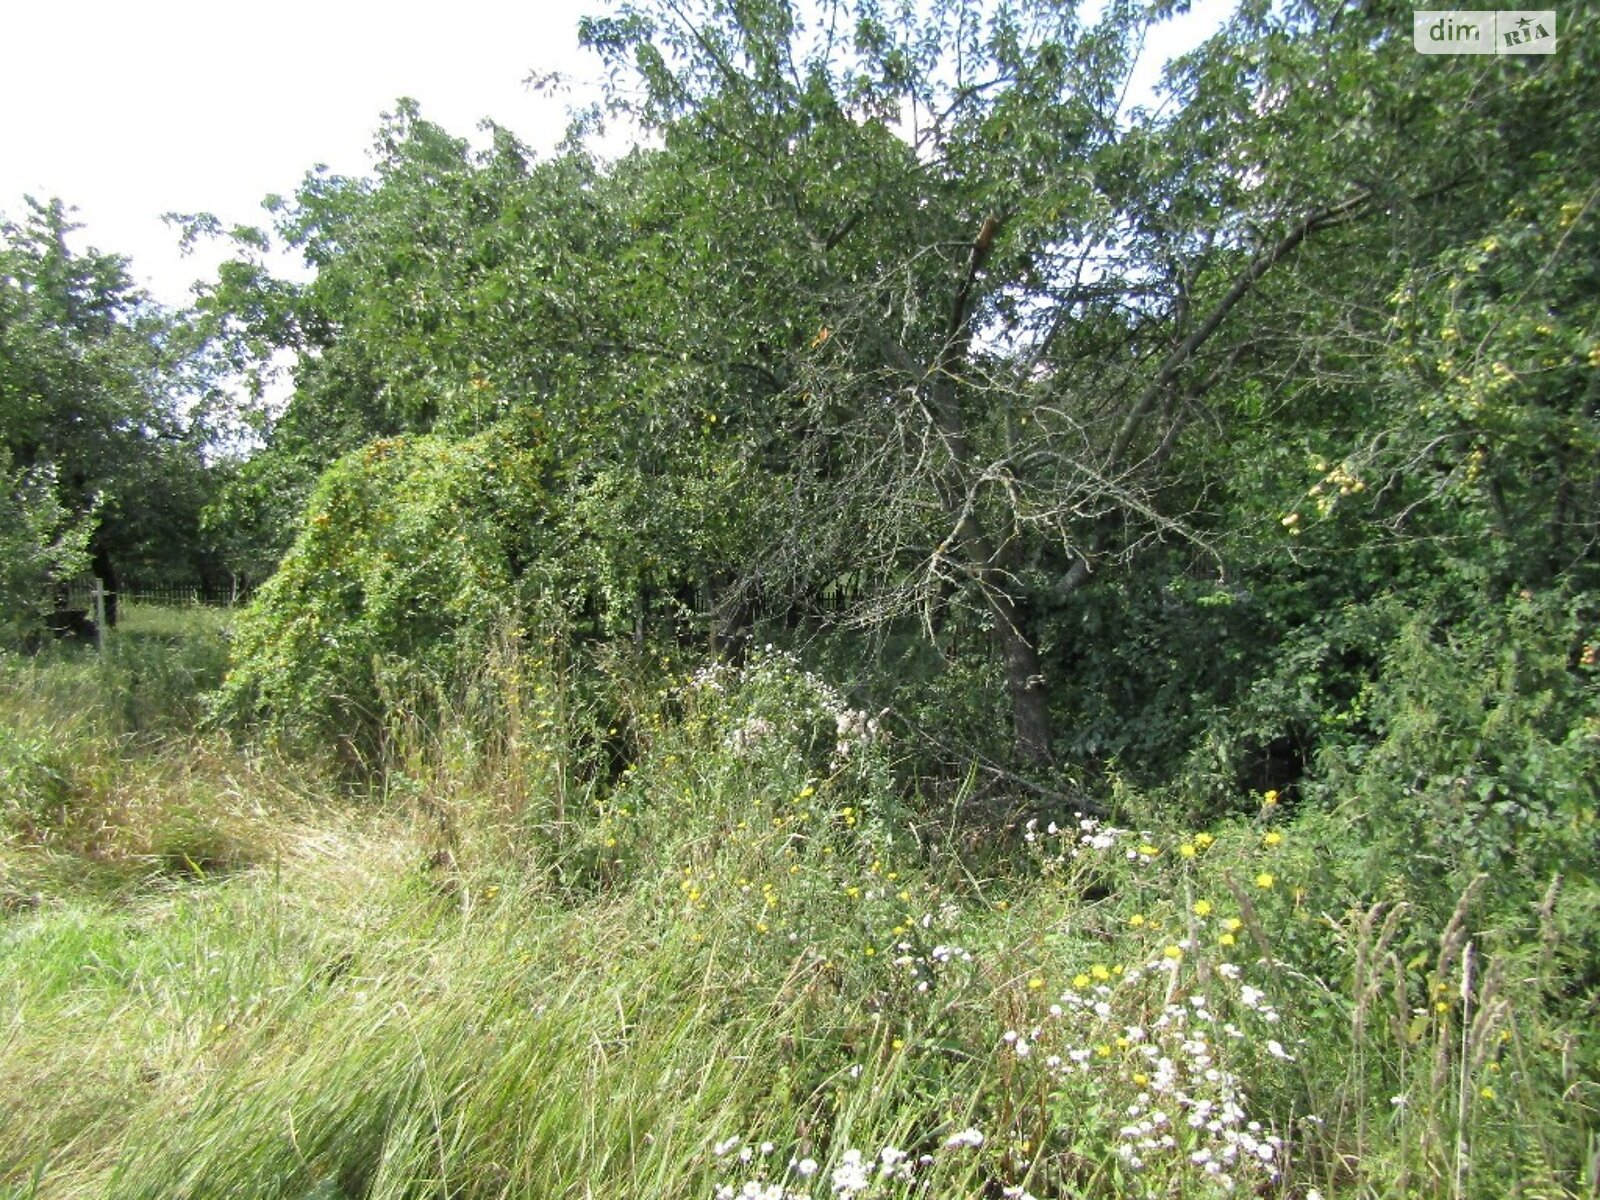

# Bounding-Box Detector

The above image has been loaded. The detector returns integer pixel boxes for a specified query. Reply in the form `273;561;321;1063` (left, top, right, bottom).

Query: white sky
0;0;1233;311
0;0;602;307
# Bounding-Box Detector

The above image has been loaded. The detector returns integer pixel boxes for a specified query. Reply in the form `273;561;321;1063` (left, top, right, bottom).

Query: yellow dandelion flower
1129;913;1146;928
1264;831;1284;847
1179;843;1197;859
1073;973;1091;989
1480;1085;1495;1099
1194;832;1215;848
1091;964;1112;981
1262;790;1280;806
1255;872;1276;889
1138;843;1161;857
1219;932;1237;947
1193;899;1213;917
1163;945;1184;960
1028;977;1045;990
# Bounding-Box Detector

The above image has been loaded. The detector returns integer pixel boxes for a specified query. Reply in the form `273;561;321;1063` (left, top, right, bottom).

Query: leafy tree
559;0;1598;777
0;197;221;624
0;449;94;640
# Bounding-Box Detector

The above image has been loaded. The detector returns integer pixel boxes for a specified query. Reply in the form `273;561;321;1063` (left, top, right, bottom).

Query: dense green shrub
216;428;550;754
1315;592;1600;905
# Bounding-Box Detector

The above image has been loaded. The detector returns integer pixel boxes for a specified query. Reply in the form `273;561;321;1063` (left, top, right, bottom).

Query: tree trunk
987;588;1053;764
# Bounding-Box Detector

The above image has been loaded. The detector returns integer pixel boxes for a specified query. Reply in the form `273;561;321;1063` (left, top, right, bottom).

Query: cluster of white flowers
693;649;883;768
891;939;973;994
710;1130;986;1199
690;662;736;693
728;715;776;752
1022;812;1156;861
831;705;883;766
994;957;1297;1195
829;1146;918;1195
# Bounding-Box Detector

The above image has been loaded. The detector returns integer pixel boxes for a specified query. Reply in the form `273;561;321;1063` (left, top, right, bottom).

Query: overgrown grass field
1;609;1594;1199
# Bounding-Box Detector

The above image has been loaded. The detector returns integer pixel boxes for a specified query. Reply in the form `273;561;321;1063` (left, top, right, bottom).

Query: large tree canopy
196;0;1597;806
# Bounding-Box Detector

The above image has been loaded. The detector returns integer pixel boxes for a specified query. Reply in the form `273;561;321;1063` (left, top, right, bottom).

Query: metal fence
60;581;254;610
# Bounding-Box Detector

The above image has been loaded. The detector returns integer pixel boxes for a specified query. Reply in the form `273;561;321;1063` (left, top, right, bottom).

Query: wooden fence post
90;578;106;654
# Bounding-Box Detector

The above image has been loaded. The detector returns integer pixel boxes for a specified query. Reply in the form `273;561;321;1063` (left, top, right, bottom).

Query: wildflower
1029;977;1045;990
1092;964;1112;981
831;1149;869;1196
1129;913;1146;927
1263;831;1283;847
945;1128;985;1149
792;1158;819;1177
1255;872;1275;890
1179;843;1197;858
1193;900;1213;917
1262;790;1279;806
1073;973;1091;989
1266;1039;1294;1061
1480;1085;1495;1100
1195;832;1215;848
715;1136;743;1157
1163;945;1184;960
1138;843;1161;857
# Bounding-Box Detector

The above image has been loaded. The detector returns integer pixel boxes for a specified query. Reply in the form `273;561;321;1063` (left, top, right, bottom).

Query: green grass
0;615;1594;1199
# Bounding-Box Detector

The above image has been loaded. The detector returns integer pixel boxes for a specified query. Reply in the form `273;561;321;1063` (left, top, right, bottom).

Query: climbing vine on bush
217;428;550;753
